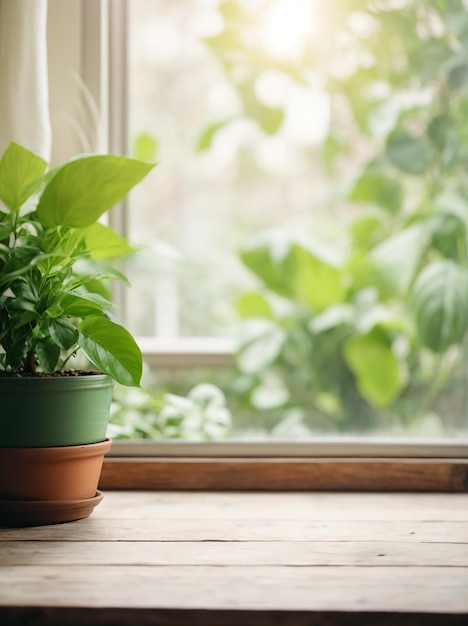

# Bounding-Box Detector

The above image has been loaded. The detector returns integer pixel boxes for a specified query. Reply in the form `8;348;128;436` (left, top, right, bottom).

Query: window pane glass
122;0;468;440
108;359;468;441
127;0;333;338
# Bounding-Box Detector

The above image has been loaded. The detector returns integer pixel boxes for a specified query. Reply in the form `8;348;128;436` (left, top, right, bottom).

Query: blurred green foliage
115;0;468;439
229;0;468;434
109;382;231;440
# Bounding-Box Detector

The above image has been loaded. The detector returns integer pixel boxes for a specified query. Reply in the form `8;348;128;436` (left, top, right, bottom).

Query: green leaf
70;260;131;288
427;115;458;167
433;192;468;257
448;59;468;91
36;338;61;372
237;319;286;374
78;316;142;386
409;260;468;353
386;130;435;175
48;318;79;350
241;235;345;311
196;119;234;153
292;242;345;311
431;214;464;260
434;191;468;222
349;172;403;213
350;214;386;250
0;264;38;290
241;235;294;298
236;292;272;318
309;304;354;334
0;142;48;211
85;223;137;259
2;335;26;370
133;132;158;161
37;155;156;227
0;217;15;242
371;222;433;296
38;227;86;263
61;292;114;318
81;277;112;300
11;311;37;330
350;287;406;335
343;332;403;407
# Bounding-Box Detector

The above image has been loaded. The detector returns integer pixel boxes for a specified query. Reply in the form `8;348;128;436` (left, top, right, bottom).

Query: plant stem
24;350;36;375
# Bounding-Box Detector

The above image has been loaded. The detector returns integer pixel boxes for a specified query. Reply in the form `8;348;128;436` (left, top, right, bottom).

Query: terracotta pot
0;491;104;527
0;439;112;501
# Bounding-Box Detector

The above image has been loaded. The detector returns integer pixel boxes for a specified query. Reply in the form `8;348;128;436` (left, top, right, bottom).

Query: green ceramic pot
0;375;114;447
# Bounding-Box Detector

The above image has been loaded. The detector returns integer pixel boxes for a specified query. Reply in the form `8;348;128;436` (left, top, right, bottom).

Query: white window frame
47;0;468;459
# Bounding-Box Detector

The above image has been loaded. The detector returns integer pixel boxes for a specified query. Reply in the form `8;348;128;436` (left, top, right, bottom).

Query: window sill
100;456;468;492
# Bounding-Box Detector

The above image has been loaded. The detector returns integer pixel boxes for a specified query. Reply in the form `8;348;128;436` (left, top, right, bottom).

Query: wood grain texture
99;457;468;491
2;540;468;566
0;518;467;542
1;491;467;626
92;491;468;520
1;565;468;612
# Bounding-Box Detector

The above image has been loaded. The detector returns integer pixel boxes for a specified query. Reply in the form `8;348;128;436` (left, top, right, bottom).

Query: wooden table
1;491;467;625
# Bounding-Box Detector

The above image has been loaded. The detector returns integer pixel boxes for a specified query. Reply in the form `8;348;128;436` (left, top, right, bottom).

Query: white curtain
0;0;51;160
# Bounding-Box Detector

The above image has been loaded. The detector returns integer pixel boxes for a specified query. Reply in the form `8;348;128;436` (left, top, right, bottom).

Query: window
74;0;468;447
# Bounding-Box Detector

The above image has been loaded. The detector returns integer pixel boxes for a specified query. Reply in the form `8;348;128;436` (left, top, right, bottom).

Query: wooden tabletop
1;491;468;625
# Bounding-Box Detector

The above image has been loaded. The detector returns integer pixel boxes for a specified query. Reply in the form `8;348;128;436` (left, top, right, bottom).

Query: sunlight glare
260;0;317;60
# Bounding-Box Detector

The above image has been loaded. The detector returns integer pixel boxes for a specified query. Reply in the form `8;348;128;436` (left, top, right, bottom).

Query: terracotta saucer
0;490;104;527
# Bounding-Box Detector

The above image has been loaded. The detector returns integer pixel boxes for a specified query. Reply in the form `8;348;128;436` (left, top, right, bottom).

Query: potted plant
0;141;155;526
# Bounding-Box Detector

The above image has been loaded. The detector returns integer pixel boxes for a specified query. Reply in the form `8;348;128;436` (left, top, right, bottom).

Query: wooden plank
91;491;468;521
0;565;467;613
100;458;468;492
1;607;467;626
2;540;468;566
2;518;467;543
1;492;467;625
